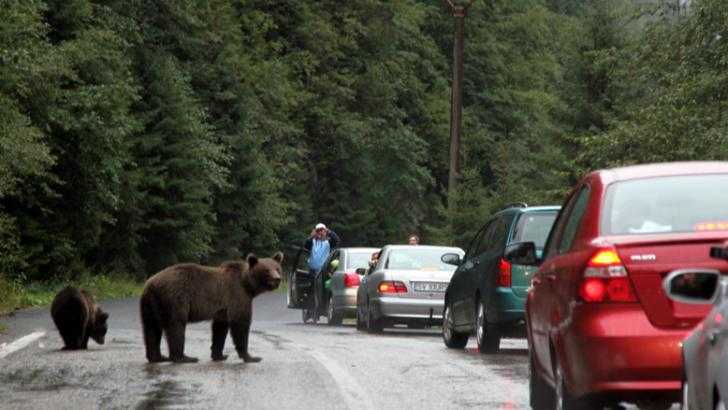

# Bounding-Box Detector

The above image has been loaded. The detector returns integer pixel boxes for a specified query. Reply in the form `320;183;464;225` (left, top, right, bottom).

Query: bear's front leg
230;320;261;363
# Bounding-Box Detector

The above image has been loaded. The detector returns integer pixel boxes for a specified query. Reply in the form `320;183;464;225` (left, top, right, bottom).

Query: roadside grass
0;274;143;318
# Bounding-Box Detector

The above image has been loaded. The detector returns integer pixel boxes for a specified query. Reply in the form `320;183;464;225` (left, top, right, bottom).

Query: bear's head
91;308;109;345
246;252;283;291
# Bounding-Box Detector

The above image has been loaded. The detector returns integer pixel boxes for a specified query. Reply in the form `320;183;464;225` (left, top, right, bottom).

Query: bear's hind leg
211;320;229;361
165;323;197;363
140;289;169;363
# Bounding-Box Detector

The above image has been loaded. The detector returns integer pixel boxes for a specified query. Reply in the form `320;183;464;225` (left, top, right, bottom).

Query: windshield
511;211;558;250
602;174;728;235
385;248;462;271
346;252;375;270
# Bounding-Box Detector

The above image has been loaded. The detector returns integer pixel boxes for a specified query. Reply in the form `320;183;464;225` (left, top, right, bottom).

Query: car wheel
476;299;501;354
356;305;365;331
529;350;554;410
327;295;342;326
716;392;726;410
554;359;592;410
442;303;468;349
367;302;383;333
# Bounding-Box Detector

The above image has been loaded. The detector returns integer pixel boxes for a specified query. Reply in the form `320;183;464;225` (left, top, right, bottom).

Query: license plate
412;282;448;293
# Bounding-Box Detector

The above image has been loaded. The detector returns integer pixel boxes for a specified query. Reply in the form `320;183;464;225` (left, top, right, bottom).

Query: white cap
315;223;327;230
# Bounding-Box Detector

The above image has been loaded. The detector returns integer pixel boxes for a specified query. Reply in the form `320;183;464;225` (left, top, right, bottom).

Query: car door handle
531;278;542;286
545;274;557;282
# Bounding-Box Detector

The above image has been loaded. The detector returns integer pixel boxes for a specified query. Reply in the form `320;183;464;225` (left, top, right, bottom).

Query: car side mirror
504;242;539;266
663;270;721;305
355;268;367;276
441;253;462;266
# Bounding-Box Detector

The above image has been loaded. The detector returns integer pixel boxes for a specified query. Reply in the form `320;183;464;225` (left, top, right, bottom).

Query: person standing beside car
303;223;340;322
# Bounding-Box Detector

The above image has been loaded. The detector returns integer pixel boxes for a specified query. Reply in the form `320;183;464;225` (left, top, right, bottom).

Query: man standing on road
303;223;340;323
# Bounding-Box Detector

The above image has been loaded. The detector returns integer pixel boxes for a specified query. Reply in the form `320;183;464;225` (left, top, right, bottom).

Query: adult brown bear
51;286;109;350
140;252;283;363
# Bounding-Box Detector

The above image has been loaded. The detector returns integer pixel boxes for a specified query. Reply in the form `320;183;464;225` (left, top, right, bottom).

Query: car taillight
378;281;407;294
579;248;637;303
344;272;360;288
497;258;512;287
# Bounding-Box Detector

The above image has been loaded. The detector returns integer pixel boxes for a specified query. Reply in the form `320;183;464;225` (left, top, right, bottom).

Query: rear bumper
559;304;688;399
374;296;444;320
333;288;358;317
492;287;526;323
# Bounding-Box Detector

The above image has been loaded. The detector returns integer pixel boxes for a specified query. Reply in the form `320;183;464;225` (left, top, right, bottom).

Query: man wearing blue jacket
303;223;340;323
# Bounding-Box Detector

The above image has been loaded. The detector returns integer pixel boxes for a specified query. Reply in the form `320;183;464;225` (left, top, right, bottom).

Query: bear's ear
246;253;259;267
272;251;284;264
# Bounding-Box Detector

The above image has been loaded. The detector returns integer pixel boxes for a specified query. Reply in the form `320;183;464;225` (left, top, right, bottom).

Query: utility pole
443;0;475;202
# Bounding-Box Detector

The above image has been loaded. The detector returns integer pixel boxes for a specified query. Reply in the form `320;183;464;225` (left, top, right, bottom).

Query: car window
557;186;591;254
511;211;559;254
384;248;462;271
544;189;581;261
475;217;508;257
346;252;374;271
295;249;310;271
465;223;489;261
601;174;728;235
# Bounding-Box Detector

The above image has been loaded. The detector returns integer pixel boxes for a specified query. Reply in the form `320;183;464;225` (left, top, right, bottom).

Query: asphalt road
0;291;533;409
0;292;682;410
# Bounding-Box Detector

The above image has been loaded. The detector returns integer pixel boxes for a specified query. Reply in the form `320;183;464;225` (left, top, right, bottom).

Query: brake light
497;258;512;287
344;272;360;288
378;281;407;294
579;248;637;303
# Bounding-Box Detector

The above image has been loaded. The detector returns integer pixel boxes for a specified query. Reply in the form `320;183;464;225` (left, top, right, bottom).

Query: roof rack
502;202;528;209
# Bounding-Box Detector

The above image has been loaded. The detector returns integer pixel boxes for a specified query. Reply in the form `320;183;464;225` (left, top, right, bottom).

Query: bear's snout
268;277;281;290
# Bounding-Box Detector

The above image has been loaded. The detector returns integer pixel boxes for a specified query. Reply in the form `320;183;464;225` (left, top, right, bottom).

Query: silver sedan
356;245;465;332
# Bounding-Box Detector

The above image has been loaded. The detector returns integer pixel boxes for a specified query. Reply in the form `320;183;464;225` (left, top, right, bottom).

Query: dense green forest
1;0;725;281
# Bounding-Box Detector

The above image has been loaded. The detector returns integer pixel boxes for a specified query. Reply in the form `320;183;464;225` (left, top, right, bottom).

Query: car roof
340;247;380;253
383;245;464;253
594;161;728;184
495;205;561;216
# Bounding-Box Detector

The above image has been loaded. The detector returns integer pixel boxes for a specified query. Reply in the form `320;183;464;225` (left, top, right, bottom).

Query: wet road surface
0;292;677;409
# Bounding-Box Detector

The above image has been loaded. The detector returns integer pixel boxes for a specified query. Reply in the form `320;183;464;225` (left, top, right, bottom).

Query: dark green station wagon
441;204;560;353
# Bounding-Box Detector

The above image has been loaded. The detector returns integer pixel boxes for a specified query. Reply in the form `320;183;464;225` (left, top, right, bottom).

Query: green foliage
2;0;727;285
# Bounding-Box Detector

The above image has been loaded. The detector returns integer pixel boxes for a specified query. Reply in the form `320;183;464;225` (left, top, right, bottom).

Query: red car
522;162;728;409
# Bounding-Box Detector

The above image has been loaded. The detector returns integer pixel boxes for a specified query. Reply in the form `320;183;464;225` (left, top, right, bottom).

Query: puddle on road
136;380;199;410
0;366;86;392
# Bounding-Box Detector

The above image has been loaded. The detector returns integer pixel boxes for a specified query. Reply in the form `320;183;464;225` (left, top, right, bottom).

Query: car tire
356;305;365;331
716;392;725;410
442;303;468;349
529;350;554;410
327;295;343;326
554;358;591;410
367;302;383;333
476;299;501;354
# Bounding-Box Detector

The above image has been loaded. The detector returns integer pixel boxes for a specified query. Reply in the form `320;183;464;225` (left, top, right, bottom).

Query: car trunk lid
610;233;728;328
384;269;455;300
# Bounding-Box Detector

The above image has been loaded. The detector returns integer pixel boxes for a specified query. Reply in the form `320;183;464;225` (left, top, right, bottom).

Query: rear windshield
602;174;728;235
385;248;463;271
511;211;558;250
346;252;375;270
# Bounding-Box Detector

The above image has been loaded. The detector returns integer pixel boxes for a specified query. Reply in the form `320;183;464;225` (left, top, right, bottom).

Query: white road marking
0;331;46;359
307;349;375;410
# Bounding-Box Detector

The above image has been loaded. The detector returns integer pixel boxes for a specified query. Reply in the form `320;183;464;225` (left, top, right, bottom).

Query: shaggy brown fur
51;286;109;350
140;252;283;363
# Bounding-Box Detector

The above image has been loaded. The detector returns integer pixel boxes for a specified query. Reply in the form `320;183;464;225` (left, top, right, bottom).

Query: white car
356;245;465;332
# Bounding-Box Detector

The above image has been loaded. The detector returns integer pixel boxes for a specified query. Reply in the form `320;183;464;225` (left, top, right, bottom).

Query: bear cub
140;252;283;363
51;286;109;350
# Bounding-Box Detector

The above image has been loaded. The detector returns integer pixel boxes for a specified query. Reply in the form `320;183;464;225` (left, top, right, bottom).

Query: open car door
287;247;312;309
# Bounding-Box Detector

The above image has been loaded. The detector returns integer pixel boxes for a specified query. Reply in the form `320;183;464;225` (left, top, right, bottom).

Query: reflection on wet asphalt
0;292;678;409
